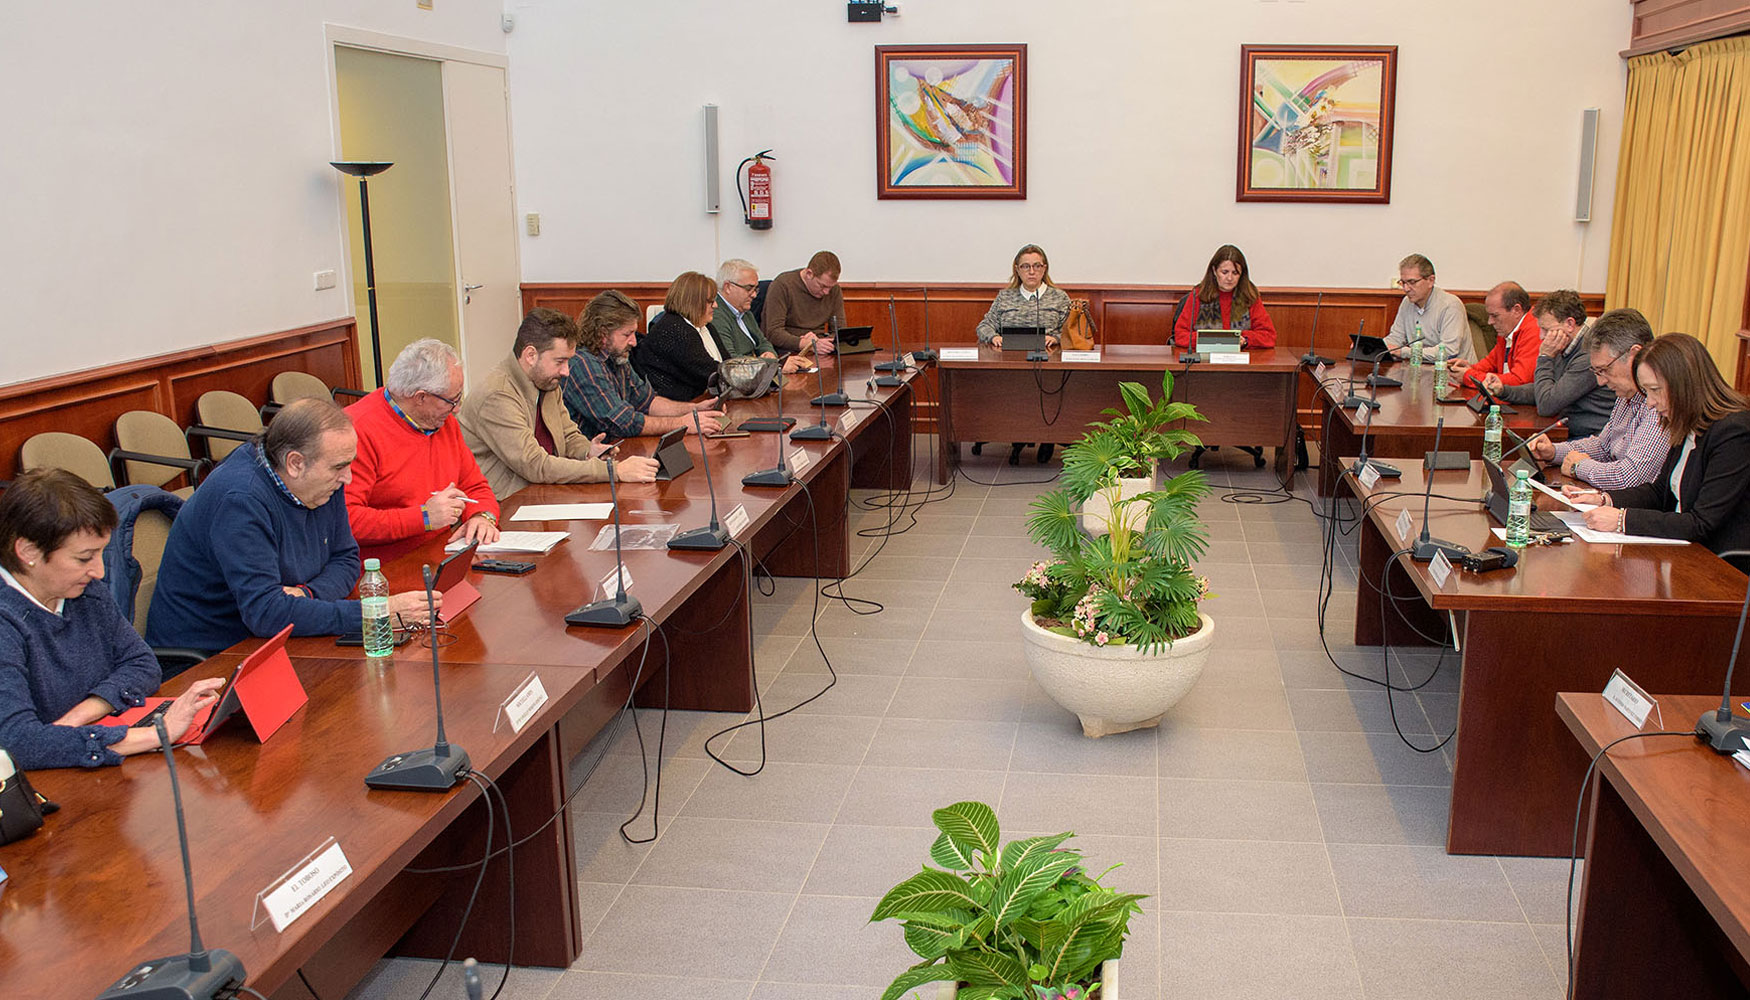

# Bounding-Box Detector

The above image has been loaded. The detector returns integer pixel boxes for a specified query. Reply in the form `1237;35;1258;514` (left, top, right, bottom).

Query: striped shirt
561;349;654;440
1550;393;1669;490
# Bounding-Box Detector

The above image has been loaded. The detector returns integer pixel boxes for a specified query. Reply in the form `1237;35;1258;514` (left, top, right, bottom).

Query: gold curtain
1606;35;1750;376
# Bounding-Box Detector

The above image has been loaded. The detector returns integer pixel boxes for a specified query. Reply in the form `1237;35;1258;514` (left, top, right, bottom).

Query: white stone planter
934;958;1122;999
1021;608;1214;738
1078;469;1155;537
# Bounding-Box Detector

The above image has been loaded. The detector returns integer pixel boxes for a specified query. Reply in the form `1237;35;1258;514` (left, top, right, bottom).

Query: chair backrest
114;410;193;488
751;279;772;325
645;303;665;325
130;508;175;634
196;390;263;461
1465;302;1497;358
19;432;115;490
272;371;332;405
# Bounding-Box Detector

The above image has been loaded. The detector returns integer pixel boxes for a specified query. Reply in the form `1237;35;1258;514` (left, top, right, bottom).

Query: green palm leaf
988;853;1082;930
932;801;1001;867
930;830;978;871
879;963;955;1000
996;832;1076;872
873;869;983;921
949;949;1031;990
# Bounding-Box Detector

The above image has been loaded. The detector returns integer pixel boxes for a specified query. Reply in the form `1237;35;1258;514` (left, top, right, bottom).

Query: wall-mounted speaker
703;104;721;215
1575;108;1600;222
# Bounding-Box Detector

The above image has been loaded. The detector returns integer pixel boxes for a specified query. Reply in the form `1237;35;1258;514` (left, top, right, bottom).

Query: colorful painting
1237;46;1398;203
875;45;1026;200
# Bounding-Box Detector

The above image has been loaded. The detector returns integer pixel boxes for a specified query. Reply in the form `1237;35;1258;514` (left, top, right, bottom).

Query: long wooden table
0;358;920;1000
1559;693;1750;998
935;345;1301;484
1312;360;1567;496
1347;461;1750;856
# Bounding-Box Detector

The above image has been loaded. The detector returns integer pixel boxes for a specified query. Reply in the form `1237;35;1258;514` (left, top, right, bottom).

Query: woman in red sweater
1173;245;1277;349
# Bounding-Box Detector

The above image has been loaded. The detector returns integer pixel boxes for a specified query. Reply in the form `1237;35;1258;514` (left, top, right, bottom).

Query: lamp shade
330;161;393;177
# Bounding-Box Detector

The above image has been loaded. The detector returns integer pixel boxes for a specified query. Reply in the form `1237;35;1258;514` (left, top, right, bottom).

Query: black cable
1032;364;1071;427
619;617;671;844
414;770;495;1000
472;772;516;1000
296;969;324;1000
237;988;270;1000
1375;546;1456;754
1563;729;1692;1000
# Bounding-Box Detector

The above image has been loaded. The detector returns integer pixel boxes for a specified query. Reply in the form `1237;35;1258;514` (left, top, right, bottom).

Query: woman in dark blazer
1566;333;1750;570
632;271;723;402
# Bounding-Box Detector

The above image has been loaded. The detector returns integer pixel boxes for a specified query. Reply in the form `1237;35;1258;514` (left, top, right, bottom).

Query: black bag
0;747;58;845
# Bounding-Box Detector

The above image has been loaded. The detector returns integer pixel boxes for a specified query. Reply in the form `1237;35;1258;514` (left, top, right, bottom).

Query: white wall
508;0;1631;295
0;2;506;386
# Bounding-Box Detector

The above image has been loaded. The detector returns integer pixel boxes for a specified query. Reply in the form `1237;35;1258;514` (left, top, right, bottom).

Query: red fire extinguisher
738;150;775;230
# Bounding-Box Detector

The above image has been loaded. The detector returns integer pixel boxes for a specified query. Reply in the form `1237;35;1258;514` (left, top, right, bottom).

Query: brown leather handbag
1061;299;1097;351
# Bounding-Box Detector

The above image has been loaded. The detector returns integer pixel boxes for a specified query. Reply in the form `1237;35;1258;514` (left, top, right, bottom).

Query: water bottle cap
1489;404;1499;414
364;558;381;571
1515;469;1529;479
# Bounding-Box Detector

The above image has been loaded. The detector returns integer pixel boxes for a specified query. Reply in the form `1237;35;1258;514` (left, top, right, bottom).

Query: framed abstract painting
875;44;1027;200
1237;45;1398;203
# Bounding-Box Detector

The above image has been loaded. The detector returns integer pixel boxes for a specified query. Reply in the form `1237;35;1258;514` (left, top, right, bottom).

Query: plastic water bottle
1482;405;1503;465
1409;323;1424;367
360;558;393;657
1433;344;1449;396
1506;469;1532;548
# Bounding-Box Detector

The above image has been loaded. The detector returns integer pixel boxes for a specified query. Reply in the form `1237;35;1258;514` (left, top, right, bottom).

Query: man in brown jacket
458;308;659;498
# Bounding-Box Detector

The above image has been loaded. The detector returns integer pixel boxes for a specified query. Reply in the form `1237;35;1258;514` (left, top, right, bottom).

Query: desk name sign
1395;508;1413;543
839;408;861;433
1602;669;1658;729
723;504;751;539
600;565;633;600
1358;463;1381;490
903;352;917;369
1314;362;1329;382
1429;549;1454;588
791;448;812;474
1208;353;1251;365
253;838;352;933
496;672;549;734
1061;350;1101;363
938;347;979;361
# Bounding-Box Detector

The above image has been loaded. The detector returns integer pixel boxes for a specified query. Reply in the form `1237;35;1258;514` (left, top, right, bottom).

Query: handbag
711;356;782;400
1062;299;1097;351
0;747;58;845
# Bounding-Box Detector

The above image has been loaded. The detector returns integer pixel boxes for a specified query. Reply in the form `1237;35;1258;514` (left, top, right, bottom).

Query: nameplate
723;504;750;538
903;352;917;368
939;347;979;361
790;448;812;474
1314;362;1329;382
1603;669;1656;729
1354;402;1367;418
1061;350;1101;363
839;408;862;432
1358;463;1381;490
1209;353;1251;365
1395;508;1413;542
600;565;633;599
499;672;549;734
260;841;352;933
1428;549;1453;588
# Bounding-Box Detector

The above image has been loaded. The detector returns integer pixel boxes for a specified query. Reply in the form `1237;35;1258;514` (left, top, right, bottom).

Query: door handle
463;282;483;304
463;283;484;292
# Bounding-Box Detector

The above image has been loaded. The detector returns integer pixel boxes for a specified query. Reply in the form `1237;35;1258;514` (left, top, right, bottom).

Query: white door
443;61;522;390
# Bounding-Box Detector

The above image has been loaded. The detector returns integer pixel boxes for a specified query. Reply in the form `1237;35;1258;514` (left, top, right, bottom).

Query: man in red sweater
344;339;501;562
1454;281;1541;389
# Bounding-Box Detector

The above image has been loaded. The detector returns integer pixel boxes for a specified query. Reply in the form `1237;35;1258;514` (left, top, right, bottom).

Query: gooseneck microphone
1498;415;1565;481
1462;373;1518;415
1301;291;1334;367
738;370;795;434
1410;417;1472;563
669;410;731;550
96;717;247;1000
913;287;936;363
742;412;795;487
792;362;835;440
367;565;471;788
566;458;643;626
1349;403;1400;479
1025;291;1049;363
1698;549;1750;753
1340;350;1390;410
809;320;851;406
875;294;907;373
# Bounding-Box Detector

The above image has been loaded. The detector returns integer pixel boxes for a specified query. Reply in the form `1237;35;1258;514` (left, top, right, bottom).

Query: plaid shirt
1550;393;1670;490
561;349;654;439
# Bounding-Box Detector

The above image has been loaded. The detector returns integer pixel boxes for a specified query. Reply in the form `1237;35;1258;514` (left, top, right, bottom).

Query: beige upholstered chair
19;431;116;490
113;410;206;497
129;508;175;634
192;390;263;461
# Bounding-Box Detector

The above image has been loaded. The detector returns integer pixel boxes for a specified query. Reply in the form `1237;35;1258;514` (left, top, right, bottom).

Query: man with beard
560;290;725;440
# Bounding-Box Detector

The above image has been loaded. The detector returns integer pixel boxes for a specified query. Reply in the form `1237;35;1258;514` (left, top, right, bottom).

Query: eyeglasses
425;388;463;410
1017;263;1047;271
724;280;759;293
1397;276;1429;289
1588;350;1628;376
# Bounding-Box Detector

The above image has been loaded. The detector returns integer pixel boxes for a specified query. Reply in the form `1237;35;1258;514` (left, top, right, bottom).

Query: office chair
20;432;116;490
191;390;263;462
113;410;209;497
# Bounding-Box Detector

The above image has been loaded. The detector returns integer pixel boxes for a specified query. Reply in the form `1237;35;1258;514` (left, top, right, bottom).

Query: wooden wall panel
1627;0;1750;55
0;319;360;481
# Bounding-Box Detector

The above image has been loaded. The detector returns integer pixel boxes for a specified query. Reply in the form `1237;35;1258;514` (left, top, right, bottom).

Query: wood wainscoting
522;282;1606;435
0;319;360;481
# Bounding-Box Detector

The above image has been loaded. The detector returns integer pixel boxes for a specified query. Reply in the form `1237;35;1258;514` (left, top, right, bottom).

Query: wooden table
1347;461;1750;855
934;345;1300;484
1558;693;1750;998
1312;360;1567;496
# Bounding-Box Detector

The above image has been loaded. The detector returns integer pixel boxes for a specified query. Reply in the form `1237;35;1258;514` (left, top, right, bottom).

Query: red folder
107;623;307;744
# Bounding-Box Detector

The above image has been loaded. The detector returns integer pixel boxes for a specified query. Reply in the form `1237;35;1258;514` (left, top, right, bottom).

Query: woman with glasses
1172;245;1277;349
1526;308;1667;490
974;245;1071;464
1563;332;1750;569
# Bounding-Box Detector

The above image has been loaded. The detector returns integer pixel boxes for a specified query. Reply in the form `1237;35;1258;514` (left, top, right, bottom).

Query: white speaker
703;104;721;215
1575;108;1600;222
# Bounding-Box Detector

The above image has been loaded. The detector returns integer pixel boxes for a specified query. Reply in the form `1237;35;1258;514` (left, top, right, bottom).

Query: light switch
314;269;337;290
526;213;541;237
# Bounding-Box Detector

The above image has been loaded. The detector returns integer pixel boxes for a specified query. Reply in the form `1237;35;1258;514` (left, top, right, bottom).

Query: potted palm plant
870;801;1145;1000
1015;370;1215;737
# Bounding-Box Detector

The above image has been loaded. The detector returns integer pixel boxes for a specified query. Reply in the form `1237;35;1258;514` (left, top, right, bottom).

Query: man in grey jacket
1485;290;1615;438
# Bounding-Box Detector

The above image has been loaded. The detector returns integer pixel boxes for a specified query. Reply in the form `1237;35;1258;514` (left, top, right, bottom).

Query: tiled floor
350;441;1579;1000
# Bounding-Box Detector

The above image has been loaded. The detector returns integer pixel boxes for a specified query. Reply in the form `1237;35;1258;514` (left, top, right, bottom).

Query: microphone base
741;466;793;488
1366;374;1402;389
1507;457;1544;482
1025;350;1050;363
96;949;246;1000
1301;352;1335;367
1179;352;1203;364
1696;708;1750;753
365;745;470;791
873;358;908;372
1339;394;1381;411
789;422;834;440
909;349;937;362
565;594;643;628
737;417;795;433
1351;458;1401;478
668;525;730;551
1410;537;1472;563
871;374;903;387
808;392;850;407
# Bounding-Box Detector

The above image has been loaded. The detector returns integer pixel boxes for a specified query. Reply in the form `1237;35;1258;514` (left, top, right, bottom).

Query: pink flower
1094;631;1109;646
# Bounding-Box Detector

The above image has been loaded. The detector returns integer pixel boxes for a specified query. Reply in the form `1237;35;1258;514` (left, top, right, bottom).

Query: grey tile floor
349;440;1578;1000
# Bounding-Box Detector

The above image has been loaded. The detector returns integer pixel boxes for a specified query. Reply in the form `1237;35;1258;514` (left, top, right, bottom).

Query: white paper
1555;511;1688;546
1603;669;1655;729
839;408;861;432
1429;549;1453;588
1732;749;1750;771
447;531;568;554
1209;353;1251;365
1395;508;1413;542
790;448;812;474
1314;363;1329;382
1358;463;1381;490
939;347;979;361
600;565;633;599
1061;350;1102;363
1527;477;1596;511
509;503;613;521
903;352;917;368
723;504;751;539
262;842;352;933
501;674;549;734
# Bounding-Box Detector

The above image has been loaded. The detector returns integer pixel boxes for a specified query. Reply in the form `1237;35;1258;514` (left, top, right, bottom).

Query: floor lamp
331;160;394;388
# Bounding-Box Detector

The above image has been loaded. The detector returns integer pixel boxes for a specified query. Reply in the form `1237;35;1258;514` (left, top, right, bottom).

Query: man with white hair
708;259;808;373
343;337;500;561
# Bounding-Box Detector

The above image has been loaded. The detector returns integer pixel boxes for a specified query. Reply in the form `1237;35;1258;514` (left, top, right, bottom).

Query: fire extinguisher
737;150;775;230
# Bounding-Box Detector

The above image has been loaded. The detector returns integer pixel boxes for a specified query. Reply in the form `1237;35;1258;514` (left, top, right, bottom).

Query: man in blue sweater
147;398;432;653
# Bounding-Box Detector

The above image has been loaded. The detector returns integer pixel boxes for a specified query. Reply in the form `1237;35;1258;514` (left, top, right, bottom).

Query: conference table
1346;460;1750;856
0;355;919;1000
1312;360;1567;496
1559;693;1750;998
934;344;1301;485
